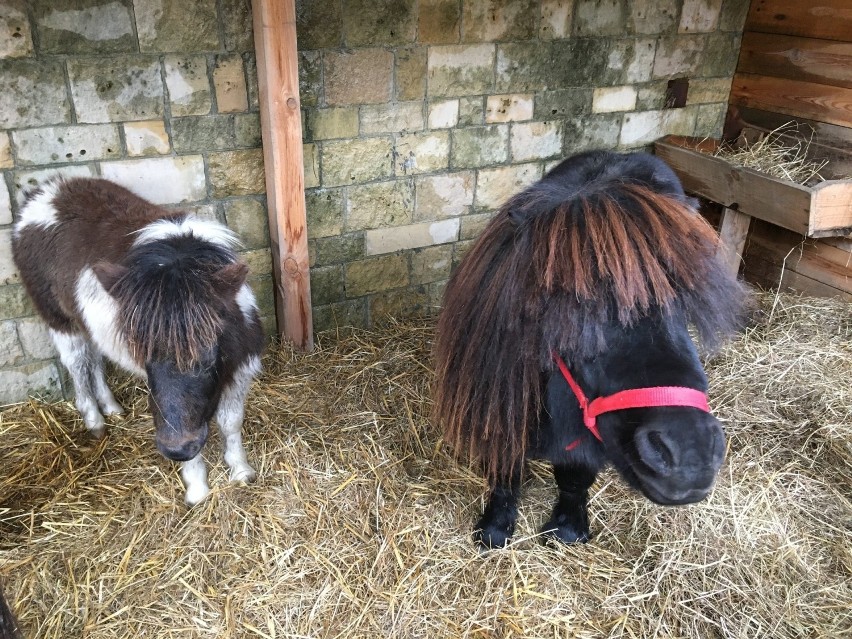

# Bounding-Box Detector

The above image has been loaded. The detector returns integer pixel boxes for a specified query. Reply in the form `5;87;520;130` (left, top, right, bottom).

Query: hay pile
1;292;850;638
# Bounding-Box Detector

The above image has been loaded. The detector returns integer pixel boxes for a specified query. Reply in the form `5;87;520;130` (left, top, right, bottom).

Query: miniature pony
434;151;748;549
12;177;264;505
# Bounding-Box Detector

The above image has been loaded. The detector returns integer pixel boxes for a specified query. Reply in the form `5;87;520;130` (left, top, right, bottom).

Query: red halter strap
552;353;711;445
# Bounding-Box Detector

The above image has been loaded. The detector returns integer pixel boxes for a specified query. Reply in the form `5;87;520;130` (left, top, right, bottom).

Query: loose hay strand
1;294;851;638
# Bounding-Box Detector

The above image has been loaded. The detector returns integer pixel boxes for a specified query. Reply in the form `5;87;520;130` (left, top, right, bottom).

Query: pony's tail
433;211;542;486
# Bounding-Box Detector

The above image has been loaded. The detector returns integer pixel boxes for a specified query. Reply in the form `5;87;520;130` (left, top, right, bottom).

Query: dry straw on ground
1;291;850;638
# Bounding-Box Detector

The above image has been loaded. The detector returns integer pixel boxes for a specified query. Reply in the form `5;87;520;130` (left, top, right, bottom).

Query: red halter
552;353;711;449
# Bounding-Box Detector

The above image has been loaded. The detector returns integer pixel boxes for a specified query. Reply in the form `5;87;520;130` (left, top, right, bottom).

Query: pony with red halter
12;177;264;506
433;150;749;549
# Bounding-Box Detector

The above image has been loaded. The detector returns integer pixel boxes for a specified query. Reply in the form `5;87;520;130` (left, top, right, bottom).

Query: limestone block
135;0;219;53
347;180;414;231
325;49;394;106
0;228;20;285
303;143;320;189
0;360;63;404
0;0;33;58
574;0;627;36
311;265;344;306
629;0;679;35
365;218;459;255
428;279;448;309
345;254;409;297
124;120;170;156
237;248;271;278
208;149;265;197
549;38;617;87
306;189;344;239
687;78;734;105
720;0;750;32
0;180;11;225
101;156;207;204
410;244;453;285
653;35;705;79
496;43;551;92
462;0;537;42
703;32;742;77
511;121;563;162
171;115;235;153
321;137;393;187
622;38;657;84
312;299;367;332
306;108;359;141
475;163;541;209
245;54;259;110
13;165;95;203
460;212;495;240
343;0;416;46
540;0;573;40
221;0;254;51
312;233;365;267
619;108;697;147
34;0;134;54
0;132;11;169
361;103;424;136
415;172;475;221
636;82;668;110
450;125;508;169
370;286;430;321
13;124;121;165
395;131;450;175
396;47;428;101
68;56;164;123
695;103;727;139
296;1;342;50
0;285;33;320
679;0;723;33
458;96;485;126
592;86;638;113
213;54;248;114
16;317;55;360
223;198;269;249
428;44;495;98
164;55;211;117
0;319;23;367
0;60;70;128
485;94;534;123
234;113;262;147
418;0;461;44
534;89;592;119
428;100;459;129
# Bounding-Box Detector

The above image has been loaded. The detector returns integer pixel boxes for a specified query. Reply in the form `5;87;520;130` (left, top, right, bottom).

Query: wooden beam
718;207;752;275
252;0;313;350
746;0;852;42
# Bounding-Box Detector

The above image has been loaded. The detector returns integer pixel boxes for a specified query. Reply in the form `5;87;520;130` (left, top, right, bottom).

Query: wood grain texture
730;73;852;127
738;32;852;89
718;207;752;275
745;0;852;42
252;0;314;350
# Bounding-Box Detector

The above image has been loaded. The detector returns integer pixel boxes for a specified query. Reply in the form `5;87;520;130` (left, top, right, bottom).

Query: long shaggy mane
433;162;749;484
110;239;236;371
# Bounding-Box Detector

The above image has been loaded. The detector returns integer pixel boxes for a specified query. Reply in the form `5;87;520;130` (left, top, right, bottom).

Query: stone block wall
0;0;272;404
298;0;749;332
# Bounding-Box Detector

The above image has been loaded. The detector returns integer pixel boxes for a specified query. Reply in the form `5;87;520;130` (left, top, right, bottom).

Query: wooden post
718;207;752;276
252;0;313;350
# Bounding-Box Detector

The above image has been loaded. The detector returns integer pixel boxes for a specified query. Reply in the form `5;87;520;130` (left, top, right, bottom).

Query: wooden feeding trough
654;135;852;275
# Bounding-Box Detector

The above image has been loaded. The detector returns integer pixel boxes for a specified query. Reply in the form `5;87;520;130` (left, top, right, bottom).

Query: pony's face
146;347;221;462
577;311;725;505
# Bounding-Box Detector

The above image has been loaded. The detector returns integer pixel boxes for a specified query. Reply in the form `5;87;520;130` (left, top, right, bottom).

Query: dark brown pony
434;150;748;549
0;586;20;639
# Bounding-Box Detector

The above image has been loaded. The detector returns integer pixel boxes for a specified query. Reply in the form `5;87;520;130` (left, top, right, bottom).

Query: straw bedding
1;291;850;638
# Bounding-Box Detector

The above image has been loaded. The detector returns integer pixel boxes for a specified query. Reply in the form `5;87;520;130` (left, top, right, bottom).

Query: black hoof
474;515;515;551
539;519;591;545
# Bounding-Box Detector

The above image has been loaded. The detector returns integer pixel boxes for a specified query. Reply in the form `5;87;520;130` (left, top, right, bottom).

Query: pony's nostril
636;429;677;476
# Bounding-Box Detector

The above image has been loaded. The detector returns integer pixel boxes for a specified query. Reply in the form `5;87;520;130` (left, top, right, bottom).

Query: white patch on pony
235;283;258;324
50;329;105;435
215;355;261;483
181;453;211;506
75;268;146;378
133;216;242;250
14;180;63;237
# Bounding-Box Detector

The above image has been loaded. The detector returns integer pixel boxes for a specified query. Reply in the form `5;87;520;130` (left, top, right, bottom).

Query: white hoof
83;413;106;439
101;401;125;416
230;464;257;484
185;484;211;507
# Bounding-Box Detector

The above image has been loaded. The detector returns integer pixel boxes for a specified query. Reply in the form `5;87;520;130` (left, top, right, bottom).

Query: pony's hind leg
50;330;106;437
181;453;211;506
214;357;259;484
90;349;124;416
540;463;596;545
474;472;521;551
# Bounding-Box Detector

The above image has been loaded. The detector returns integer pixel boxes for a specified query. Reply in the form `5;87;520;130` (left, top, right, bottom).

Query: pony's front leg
214;358;259;484
50;330;106;437
90;350;124;417
474;472;521;550
181;454;211;506
540;463;596;544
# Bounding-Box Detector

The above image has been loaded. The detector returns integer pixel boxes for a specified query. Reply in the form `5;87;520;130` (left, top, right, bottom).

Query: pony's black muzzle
155;423;208;462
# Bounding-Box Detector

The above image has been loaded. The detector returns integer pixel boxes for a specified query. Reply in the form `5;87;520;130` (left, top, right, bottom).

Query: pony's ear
92;261;128;293
213;261;249;299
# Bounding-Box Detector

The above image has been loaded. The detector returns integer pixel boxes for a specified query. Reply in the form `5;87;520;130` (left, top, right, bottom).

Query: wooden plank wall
728;0;852;298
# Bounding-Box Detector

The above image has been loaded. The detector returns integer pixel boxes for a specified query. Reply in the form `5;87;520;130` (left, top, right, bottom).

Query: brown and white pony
434;150;749;549
12;177;265;505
